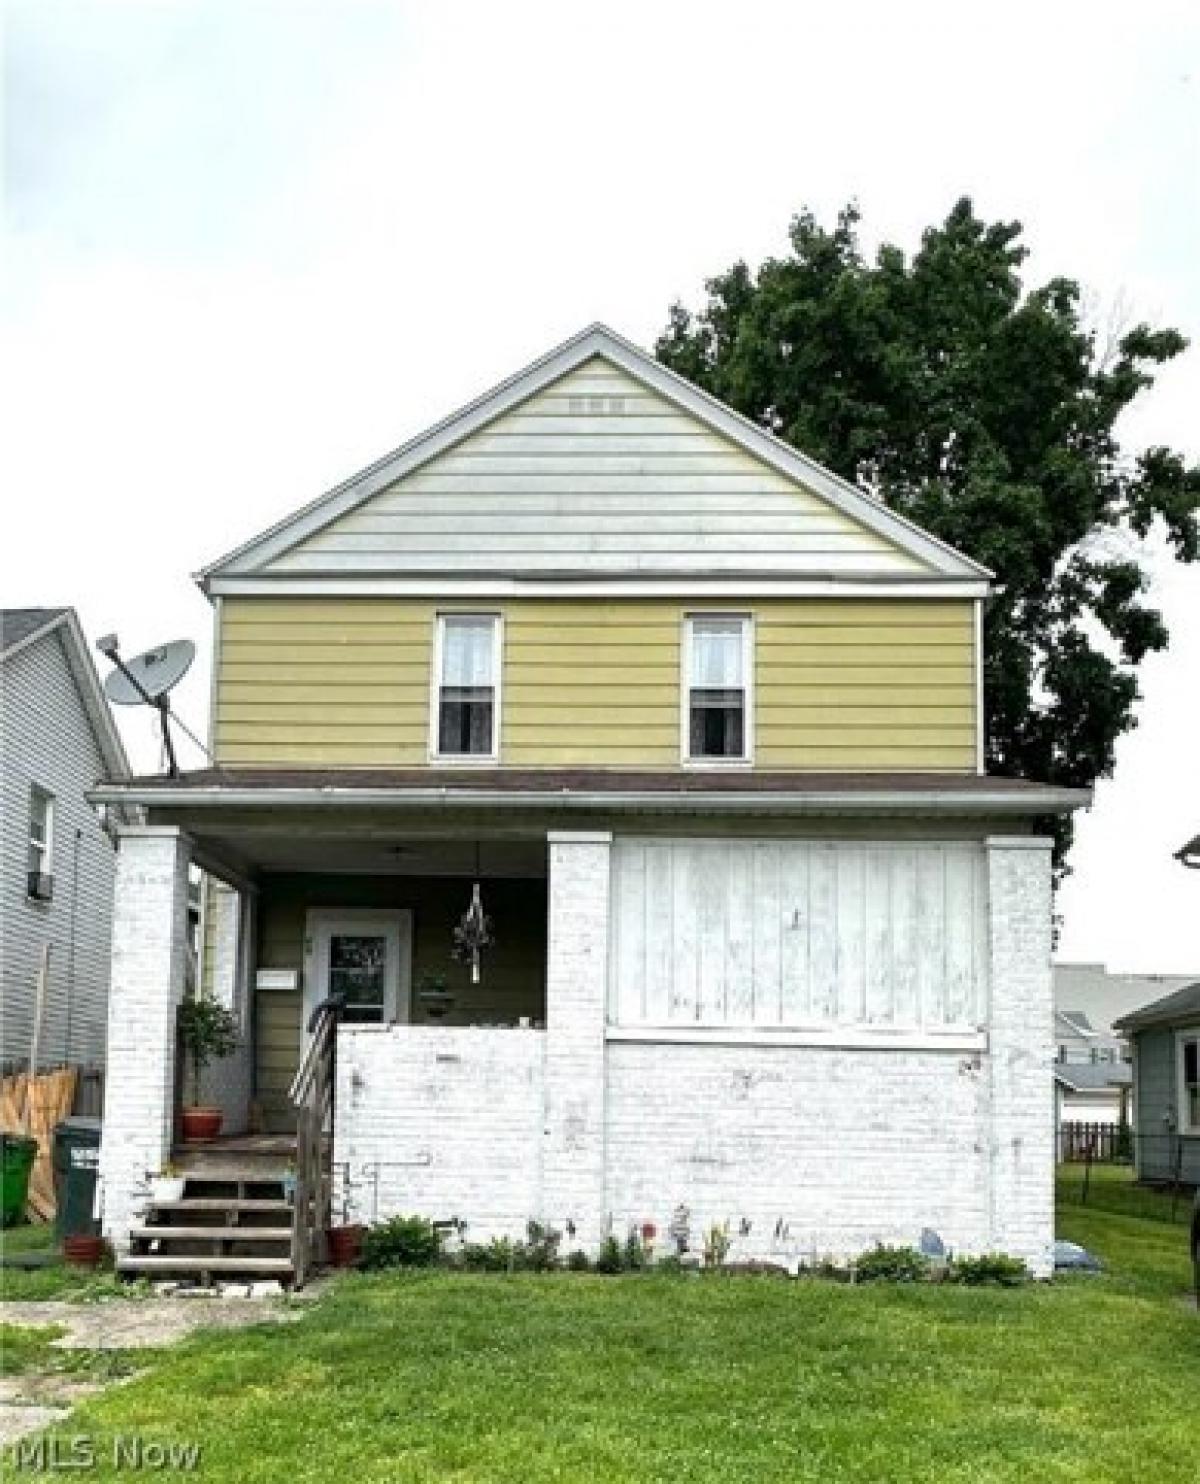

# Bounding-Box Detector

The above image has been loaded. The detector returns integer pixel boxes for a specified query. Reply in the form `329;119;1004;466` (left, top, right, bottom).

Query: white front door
302;909;413;1044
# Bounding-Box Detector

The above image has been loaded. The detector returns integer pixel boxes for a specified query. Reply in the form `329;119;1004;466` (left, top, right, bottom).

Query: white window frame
1177;1030;1200;1135
429;611;502;764
28;785;55;887
680;612;754;767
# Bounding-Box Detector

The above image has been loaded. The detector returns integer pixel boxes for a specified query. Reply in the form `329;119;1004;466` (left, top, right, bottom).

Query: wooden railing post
288;1000;339;1288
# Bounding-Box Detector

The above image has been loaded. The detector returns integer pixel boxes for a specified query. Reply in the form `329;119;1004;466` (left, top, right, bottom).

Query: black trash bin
53;1118;102;1242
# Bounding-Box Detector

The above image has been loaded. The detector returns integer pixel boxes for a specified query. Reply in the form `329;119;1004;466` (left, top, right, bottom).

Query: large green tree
657;199;1199;869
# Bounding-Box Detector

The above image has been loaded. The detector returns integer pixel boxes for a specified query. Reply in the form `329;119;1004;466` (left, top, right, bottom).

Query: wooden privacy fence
1058;1120;1132;1164
0;1067;78;1220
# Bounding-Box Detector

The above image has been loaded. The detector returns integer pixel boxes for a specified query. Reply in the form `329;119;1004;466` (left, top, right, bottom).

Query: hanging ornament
452;844;494;984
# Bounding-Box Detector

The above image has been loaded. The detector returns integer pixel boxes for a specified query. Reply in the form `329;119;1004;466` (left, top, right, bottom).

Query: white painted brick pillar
542;830;612;1249
986;835;1055;1276
99;826;192;1250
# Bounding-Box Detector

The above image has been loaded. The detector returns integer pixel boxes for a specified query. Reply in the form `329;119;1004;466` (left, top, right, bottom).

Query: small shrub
566;1248;591;1272
594;1235;624;1274
653;1253;685;1275
702;1222;731;1270
361;1215;443;1270
949;1253;1029;1287
459;1237;514;1272
854;1244;929;1284
622;1228;648;1271
521;1220;562;1272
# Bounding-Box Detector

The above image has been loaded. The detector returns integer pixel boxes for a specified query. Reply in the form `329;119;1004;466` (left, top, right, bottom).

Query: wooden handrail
288;997;340;1287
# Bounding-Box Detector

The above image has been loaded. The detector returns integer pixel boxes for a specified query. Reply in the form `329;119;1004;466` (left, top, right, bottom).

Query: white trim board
197;324;992;589
606;1026;988;1052
207;576;992;599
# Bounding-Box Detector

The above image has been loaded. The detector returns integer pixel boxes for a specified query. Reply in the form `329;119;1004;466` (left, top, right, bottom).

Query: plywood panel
610;839;988;1032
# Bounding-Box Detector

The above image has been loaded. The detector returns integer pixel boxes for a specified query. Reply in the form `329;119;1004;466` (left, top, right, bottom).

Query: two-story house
93;326;1086;1282
1;607;129;1073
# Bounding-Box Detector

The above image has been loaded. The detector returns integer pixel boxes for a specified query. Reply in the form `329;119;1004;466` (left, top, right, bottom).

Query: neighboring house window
434;614;500;759
27;786;55;896
1180;1034;1200;1134
685;614;752;762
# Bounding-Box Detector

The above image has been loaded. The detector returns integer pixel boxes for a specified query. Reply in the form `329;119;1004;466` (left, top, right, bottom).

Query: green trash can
1;1132;39;1228
52;1118;102;1242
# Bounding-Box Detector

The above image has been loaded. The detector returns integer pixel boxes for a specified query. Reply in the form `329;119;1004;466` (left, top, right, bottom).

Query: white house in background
91;324;1089;1283
0;608;130;1070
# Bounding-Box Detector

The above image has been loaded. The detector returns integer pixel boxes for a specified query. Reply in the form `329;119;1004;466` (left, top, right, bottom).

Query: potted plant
63;1233;108;1269
177;996;240;1143
149;1162;186;1205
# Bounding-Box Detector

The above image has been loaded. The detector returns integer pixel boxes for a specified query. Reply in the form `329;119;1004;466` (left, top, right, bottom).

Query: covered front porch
95;798;583;1283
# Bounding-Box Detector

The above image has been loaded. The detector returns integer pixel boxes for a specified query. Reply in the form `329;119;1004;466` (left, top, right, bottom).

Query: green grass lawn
4;1175;1193;1484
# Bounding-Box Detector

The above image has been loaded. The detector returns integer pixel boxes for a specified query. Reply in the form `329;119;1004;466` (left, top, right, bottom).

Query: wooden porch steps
122;1143;301;1284
149;1197;292;1214
116;1254;293;1276
128;1226;292;1243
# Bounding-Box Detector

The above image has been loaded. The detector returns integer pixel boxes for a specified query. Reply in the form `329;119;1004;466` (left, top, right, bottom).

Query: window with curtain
686;615;750;761
436;614;499;757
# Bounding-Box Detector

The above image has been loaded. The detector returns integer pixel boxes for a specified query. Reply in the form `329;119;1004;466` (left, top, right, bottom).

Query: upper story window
1180;1034;1200;1135
433;614;500;761
684;614;752;763
27;785;55;900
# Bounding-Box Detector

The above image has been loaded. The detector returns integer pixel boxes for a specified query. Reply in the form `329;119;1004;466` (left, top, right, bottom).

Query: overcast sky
3;1;1198;972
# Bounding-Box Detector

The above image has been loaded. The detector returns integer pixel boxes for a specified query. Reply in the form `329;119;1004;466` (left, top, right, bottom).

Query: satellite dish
103;639;195;706
97;633;208;778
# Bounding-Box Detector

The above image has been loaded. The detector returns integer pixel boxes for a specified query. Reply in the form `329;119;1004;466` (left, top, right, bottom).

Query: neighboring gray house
1114;983;1200;1185
0;609;130;1069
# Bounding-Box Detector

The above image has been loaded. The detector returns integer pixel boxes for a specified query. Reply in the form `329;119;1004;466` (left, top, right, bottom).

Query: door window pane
329;934;387;1023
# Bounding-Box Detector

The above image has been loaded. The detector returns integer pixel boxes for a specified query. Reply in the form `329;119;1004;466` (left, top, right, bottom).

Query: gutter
87;781;1090;817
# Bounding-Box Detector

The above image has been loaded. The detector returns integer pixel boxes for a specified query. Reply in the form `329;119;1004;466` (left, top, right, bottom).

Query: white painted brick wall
98;828;191;1249
605;1043;990;1263
986;836;1055;1276
334;1025;545;1240
541;832;611;1246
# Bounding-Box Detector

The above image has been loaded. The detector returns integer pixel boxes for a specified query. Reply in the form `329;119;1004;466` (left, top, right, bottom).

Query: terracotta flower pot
328;1224;364;1269
64;1234;106;1269
180;1106;223;1144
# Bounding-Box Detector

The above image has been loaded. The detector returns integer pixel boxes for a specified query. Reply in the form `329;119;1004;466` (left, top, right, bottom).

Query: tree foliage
657;199;1200;868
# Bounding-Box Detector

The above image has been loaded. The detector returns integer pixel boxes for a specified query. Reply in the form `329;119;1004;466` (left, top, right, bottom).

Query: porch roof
92;766;1087;817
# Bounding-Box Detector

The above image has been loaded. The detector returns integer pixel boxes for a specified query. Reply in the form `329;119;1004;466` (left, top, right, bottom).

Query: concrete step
117;1254;293;1276
130;1226;293;1244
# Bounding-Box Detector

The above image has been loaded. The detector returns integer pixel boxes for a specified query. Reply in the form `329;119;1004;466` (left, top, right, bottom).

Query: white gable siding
0;631;117;1066
609;838;989;1031
267;359;929;578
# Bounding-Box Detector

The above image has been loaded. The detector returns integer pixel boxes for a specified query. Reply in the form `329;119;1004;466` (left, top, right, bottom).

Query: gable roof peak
198;322;992;590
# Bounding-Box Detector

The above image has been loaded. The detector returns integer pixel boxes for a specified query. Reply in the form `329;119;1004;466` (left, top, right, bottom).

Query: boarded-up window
609;839;988;1030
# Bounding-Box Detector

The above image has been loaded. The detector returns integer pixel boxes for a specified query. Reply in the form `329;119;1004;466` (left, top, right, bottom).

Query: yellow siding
216;597;977;771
